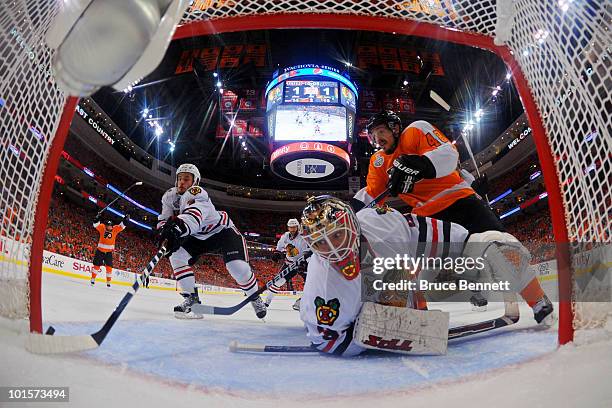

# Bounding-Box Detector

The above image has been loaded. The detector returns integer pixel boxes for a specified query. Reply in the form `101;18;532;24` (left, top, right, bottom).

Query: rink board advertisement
0;236;295;296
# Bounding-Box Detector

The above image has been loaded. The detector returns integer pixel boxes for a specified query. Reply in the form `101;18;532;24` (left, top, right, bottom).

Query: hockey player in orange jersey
91;213;129;287
353;111;554;322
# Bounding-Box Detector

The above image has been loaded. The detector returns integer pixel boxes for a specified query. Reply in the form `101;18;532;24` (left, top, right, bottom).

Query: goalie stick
228;294;520;354
25;243;167;354
190;251;311;316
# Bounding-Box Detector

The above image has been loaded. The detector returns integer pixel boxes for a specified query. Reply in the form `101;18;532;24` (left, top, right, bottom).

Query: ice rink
1;271;611;407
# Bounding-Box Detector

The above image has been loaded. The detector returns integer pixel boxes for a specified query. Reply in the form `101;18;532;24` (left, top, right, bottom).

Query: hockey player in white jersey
266;218;309;309
298;195;554;356
157;164;267;319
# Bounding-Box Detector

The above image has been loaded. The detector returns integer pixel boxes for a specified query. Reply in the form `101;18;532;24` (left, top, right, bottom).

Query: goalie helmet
301;196;360;267
176;163;201;187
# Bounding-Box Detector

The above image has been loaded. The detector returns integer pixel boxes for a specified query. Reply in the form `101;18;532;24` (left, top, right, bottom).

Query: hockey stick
229;341;317;353
448;292;519;340
229;294;520;354
190;251;311;316
97;181;143;217
429;92;490;202
25;243;167;354
364;189;389;209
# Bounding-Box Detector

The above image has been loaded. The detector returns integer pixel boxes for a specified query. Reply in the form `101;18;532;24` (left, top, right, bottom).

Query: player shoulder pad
188;186;203;196
357;206;400;229
371;152;385;168
162;187;175;198
187;186;209;202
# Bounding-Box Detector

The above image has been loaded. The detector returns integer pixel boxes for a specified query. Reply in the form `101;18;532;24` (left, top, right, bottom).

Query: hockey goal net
0;1;609;344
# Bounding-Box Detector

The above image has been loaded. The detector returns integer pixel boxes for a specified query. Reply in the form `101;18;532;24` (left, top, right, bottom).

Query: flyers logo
314;297;340;326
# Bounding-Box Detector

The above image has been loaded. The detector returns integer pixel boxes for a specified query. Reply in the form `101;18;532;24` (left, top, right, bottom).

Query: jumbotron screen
265;65;357;143
274;105;347;142
283;80;339;104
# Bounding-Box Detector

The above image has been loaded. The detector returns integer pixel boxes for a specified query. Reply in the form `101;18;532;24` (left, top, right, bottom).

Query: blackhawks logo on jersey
285;243;299;257
188;186;202;195
314;297;340;326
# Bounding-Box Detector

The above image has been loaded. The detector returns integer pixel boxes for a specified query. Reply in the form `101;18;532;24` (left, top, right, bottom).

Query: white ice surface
1;272;611;407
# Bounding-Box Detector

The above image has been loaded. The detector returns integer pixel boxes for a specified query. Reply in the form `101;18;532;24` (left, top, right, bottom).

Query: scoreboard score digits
284;80;338;104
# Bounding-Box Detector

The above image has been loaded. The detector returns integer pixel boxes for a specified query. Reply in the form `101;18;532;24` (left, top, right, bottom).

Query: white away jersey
276;232;309;263
300;207;469;357
157;186;233;240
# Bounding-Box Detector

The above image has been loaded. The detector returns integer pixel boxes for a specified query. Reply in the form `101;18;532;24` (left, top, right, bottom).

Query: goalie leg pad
354;302;449;355
463;231;535;293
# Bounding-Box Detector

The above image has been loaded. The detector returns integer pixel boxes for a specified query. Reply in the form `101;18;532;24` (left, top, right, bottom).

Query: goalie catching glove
157;216;188;255
386;154;436;196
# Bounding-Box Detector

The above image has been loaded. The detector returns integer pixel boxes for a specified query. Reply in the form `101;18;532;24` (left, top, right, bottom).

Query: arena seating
44;191;299;289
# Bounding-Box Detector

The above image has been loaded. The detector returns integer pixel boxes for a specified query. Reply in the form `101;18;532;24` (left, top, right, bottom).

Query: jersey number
425;130;449;148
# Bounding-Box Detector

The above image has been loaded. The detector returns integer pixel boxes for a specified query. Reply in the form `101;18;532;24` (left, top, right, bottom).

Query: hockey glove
271;251;283;262
94;214;101;224
386;154;436;196
471;174;489;197
296;250;312;274
158;216;188;255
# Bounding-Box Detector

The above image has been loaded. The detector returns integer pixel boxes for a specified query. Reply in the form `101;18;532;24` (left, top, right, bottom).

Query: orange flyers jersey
365;120;474;216
94;222;125;252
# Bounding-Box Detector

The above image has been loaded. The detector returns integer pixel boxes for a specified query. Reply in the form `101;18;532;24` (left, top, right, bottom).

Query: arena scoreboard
265;65;358;182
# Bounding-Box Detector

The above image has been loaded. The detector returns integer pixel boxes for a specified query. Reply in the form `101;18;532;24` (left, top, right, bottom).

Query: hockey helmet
105;220;113;228
287;218;300;227
301;195;360;269
366;110;402;148
366;110;402;134
176;163;201;187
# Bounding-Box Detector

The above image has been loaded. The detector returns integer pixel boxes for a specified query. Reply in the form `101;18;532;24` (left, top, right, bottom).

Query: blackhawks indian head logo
285;243;299;257
314;297;340;326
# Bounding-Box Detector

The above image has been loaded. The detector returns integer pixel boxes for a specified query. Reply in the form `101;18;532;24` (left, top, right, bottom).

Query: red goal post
0;1;608;345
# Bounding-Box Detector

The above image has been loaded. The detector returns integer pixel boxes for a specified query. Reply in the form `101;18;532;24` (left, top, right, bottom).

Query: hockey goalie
298;196;555;357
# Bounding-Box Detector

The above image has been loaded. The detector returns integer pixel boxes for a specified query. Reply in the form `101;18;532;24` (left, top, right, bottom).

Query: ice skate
250;296;267;319
533;295;555;327
470;292;488;312
174;290;204;319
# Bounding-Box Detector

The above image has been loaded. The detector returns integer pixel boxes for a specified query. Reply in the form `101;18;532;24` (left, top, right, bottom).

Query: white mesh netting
0;1;66;319
0;1;609;336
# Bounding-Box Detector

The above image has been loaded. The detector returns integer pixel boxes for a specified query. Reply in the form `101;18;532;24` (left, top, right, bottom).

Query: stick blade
25;332;99;354
190;304;217;315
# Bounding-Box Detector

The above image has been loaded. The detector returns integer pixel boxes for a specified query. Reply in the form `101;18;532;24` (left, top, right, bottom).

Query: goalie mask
301;196;361;279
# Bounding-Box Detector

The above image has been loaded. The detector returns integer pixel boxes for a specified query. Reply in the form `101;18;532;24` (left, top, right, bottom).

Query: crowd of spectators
62;135;163;210
488;153;540;198
504;210;555;263
43;191;301;289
